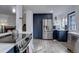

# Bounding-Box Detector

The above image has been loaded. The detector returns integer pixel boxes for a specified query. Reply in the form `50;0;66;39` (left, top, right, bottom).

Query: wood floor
33;39;69;53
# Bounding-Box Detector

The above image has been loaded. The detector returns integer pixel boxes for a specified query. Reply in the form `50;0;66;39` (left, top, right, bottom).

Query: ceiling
23;5;73;15
0;5;77;16
0;5;15;14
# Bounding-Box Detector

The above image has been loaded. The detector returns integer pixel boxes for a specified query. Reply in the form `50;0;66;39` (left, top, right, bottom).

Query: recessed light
12;8;16;13
49;10;53;13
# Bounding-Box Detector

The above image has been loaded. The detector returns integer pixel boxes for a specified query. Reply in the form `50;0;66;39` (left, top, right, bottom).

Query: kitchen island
0;43;15;53
0;32;32;53
53;29;68;42
67;32;79;53
0;32;15;53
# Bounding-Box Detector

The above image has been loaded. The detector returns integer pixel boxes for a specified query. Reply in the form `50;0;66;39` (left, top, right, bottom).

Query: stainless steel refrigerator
42;19;53;39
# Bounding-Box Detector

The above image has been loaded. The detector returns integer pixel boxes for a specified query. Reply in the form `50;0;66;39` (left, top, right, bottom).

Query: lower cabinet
23;46;29;53
12;46;30;53
74;39;79;53
53;30;68;42
57;31;68;42
67;33;78;52
53;30;58;39
7;47;15;53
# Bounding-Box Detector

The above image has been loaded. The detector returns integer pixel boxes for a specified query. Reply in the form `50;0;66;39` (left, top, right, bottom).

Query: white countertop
0;43;15;53
0;32;15;53
53;29;68;31
0;32;12;37
0;32;32;53
68;32;79;36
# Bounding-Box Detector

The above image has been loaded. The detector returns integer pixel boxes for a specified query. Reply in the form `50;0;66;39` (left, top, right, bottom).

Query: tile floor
33;39;69;53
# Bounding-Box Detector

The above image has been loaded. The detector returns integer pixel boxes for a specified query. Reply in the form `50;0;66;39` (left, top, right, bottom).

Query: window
68;11;77;31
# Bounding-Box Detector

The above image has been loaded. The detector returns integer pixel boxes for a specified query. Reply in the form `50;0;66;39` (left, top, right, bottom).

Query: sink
0;35;16;43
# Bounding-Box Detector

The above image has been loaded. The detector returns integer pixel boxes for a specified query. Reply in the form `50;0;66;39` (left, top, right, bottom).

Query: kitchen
31;5;79;53
0;5;79;53
0;5;33;53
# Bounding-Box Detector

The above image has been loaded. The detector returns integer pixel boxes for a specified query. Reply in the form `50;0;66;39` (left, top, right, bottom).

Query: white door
43;19;53;39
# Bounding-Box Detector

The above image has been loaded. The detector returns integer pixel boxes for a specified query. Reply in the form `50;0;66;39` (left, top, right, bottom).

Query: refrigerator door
43;19;53;39
47;20;53;32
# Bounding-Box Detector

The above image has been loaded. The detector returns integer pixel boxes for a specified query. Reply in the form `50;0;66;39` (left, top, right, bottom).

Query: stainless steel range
15;34;32;53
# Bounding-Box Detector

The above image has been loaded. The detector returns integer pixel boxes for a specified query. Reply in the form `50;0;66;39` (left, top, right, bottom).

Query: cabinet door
67;34;72;49
74;39;79;53
58;31;68;42
67;34;78;52
7;47;14;53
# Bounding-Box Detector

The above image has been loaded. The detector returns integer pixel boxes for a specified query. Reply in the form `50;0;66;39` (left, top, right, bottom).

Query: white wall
26;10;33;33
16;5;22;33
26;10;34;52
53;6;78;31
0;14;16;26
22;14;26;25
64;6;79;32
75;6;79;33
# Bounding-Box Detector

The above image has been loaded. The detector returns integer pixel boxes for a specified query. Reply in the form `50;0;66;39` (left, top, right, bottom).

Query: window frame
67;11;77;31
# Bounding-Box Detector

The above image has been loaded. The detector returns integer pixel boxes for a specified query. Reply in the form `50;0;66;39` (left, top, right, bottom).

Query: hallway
33;39;69;53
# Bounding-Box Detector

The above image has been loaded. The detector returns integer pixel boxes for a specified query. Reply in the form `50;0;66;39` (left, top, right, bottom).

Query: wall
22;14;26;25
75;6;79;33
65;6;79;32
0;14;16;26
26;10;33;52
16;5;22;33
53;6;77;31
26;10;33;33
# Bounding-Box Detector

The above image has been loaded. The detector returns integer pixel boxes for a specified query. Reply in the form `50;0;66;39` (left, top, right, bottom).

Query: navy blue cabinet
7;47;15;53
53;30;58;39
57;31;68;42
53;30;68;42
